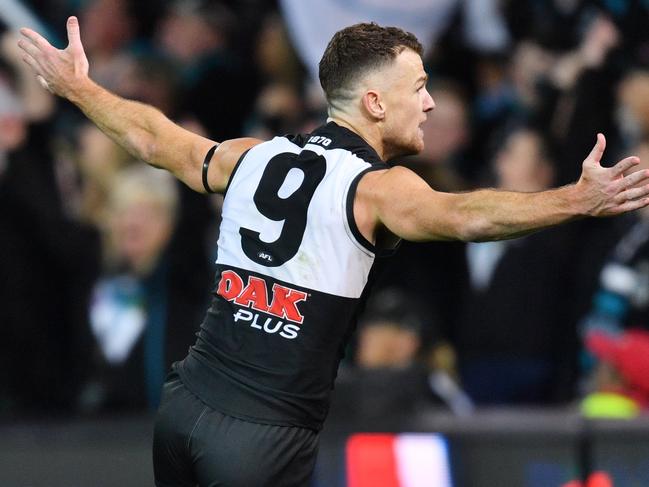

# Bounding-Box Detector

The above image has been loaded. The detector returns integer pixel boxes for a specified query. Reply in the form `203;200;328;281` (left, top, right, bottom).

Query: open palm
18;16;89;99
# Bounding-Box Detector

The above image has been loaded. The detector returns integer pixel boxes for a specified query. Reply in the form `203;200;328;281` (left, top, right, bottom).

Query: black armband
202;144;219;193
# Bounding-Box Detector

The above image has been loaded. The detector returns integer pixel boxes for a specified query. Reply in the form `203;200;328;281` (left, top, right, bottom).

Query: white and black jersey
177;122;388;430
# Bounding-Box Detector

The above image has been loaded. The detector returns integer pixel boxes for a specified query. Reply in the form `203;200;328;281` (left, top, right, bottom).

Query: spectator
254;13;303;87
79;165;206;413
617;70;649;151
78;0;139;88
581;329;649;418
329;289;449;427
0;31;99;415
369;82;471;352
401;80;471;191
355;289;424;370
74;121;135;229
578;141;649;377
110;52;182;117
245;82;305;140
454;126;580;405
519;11;622;185
155;0;257;140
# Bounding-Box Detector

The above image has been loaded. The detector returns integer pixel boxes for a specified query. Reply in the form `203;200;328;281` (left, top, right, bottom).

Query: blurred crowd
1;0;649;421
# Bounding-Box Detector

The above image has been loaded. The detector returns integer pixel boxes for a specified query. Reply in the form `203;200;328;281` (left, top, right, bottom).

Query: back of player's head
318;23;423;107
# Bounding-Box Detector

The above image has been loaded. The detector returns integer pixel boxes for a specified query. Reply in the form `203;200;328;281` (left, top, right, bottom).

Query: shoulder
208;137;263;192
356;165;430;203
353;165;431;242
216;137;264;164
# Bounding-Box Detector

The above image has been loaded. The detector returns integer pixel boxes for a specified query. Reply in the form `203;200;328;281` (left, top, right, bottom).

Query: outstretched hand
17;16;89;99
576;133;649;216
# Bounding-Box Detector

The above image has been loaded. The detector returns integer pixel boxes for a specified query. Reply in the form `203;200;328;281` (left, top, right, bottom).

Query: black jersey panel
179;264;359;430
286;121;386;166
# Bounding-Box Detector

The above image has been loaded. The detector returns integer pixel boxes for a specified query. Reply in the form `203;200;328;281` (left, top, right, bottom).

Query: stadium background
1;0;649;485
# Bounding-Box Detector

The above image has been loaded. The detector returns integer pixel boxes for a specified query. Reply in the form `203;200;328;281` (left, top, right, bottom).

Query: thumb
66;16;83;51
586;133;606;165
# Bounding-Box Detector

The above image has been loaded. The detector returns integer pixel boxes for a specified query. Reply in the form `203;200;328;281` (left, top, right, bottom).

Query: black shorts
153;371;319;487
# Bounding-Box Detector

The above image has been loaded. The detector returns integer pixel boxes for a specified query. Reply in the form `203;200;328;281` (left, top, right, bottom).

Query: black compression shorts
153;370;319;487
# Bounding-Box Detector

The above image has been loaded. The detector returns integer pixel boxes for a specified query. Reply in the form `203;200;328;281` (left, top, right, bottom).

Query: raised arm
17;16;260;193
357;134;649;243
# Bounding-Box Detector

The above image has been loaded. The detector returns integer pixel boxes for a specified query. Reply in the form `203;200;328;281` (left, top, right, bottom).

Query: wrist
565;182;591;218
66;76;97;106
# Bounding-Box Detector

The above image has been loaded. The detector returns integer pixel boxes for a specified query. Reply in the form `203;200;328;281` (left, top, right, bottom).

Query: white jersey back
216;127;380;298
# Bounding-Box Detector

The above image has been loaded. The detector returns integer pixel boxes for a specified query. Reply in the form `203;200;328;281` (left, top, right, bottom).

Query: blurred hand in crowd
1;32;53;123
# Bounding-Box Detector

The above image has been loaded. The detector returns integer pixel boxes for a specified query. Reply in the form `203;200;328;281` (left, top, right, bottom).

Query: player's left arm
17;16;261;193
357;134;649;243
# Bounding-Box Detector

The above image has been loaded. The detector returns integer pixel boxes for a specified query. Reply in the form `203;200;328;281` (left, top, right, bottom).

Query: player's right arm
356;134;649;243
17;16;260;193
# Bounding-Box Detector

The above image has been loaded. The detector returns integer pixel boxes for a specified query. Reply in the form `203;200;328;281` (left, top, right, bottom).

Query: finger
618;197;649;213
19;27;52;51
611;156;640;177
17;39;42;59
620;168;649;188
21;53;43;75
616;184;649;203
66;16;83;52
586;133;606;165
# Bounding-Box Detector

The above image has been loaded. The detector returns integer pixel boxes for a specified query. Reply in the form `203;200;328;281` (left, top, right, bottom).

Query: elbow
141;138;157;164
425;192;497;242
125;130;156;163
444;196;500;242
454;217;496;242
411;211;492;242
455;227;481;243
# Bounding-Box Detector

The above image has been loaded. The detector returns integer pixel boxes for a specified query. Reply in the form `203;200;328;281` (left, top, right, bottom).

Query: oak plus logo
216;270;308;339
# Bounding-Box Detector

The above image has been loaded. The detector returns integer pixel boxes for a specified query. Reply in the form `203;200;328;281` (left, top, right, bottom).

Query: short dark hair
318;23;423;104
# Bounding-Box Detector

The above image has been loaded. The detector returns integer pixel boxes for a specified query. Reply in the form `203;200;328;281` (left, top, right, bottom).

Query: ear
361;89;385;121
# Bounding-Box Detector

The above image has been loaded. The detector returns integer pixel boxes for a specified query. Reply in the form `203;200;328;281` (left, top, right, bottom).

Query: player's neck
327;116;387;161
